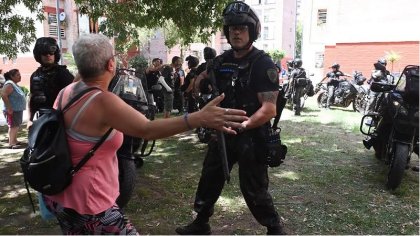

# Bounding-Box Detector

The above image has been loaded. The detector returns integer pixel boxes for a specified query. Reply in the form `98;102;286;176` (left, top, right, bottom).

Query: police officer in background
196;47;217;75
176;1;286;235
28;37;74;125
320;63;349;109
181;55;200;113
365;58;391;114
288;58;307;115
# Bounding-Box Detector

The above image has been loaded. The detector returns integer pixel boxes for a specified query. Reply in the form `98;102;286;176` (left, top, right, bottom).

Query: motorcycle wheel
387;143;409;190
317;92;327;108
116;156;137;209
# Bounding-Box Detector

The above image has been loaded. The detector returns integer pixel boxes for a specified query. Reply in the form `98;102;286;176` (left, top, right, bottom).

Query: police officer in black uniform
288;58;307;115
320;63;348;109
176;1;286;235
28;37;74;124
196;47;217;76
182;55;200;113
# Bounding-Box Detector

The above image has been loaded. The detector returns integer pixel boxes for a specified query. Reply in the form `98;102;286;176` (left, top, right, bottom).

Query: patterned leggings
44;196;138;235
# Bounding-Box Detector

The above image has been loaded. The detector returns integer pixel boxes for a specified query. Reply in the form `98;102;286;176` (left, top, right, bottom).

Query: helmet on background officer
222;1;261;51
331;63;340;70
377;58;387;67
33;37;61;66
293;58;303;68
203;47;217;61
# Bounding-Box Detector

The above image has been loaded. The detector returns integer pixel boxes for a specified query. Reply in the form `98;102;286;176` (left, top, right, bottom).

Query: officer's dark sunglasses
223;2;250;15
41;45;57;56
41;51;55;56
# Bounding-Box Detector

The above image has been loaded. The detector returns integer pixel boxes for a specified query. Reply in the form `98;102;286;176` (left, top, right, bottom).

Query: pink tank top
47;84;123;215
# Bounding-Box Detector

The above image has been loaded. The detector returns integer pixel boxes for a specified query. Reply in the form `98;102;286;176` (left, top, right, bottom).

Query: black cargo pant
292;85;306;114
193;132;280;228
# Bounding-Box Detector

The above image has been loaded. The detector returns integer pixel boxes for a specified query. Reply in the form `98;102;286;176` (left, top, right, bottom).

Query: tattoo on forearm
259;91;278;104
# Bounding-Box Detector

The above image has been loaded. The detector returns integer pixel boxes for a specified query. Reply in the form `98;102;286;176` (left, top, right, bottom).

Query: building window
48;13;66;38
263;26;274;40
315;52;324;68
317;9;327;25
264;9;275;22
265;0;276;4
263;27;268;39
2;57;7;64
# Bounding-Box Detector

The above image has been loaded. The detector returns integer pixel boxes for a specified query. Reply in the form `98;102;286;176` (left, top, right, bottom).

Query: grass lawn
0;97;418;235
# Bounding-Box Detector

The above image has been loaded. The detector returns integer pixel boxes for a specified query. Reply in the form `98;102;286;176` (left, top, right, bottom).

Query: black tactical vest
210;49;266;116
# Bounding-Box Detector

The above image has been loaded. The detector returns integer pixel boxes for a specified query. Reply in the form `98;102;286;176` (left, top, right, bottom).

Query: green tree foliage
1;0;230;57
0;0;44;58
267;49;286;63
295;21;303;58
385;50;402;73
75;0;231;52
129;54;148;78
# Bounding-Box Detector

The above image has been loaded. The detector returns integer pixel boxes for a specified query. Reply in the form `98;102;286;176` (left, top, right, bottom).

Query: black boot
267;225;288;235
175;218;211;235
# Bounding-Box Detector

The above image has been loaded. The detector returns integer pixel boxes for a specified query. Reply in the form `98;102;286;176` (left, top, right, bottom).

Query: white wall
301;0;420;82
334;0;420;43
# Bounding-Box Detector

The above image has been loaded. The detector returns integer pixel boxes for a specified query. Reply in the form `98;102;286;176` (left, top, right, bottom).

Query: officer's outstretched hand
198;93;248;135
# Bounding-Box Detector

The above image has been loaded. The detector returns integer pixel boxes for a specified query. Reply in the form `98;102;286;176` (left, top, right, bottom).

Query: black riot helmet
33;37;61;64
203;47;217;60
293;58;303;68
223;1;261;46
378;58;387;67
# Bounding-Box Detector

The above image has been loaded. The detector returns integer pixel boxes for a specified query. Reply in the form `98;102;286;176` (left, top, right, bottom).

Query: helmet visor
41;45;57;55
223;2;250;15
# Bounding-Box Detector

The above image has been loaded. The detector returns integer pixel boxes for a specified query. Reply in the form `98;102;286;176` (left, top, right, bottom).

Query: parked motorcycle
316;71;367;111
360;65;419;190
109;68;157;208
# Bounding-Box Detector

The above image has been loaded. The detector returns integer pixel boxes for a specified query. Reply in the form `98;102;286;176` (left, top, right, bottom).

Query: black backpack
20;87;112;210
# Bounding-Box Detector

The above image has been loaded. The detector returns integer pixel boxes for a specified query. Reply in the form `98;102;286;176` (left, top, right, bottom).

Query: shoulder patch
267;68;279;84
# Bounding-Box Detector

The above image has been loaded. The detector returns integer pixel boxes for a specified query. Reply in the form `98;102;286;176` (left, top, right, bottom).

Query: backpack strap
70;127;113;175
